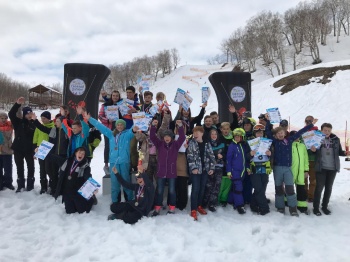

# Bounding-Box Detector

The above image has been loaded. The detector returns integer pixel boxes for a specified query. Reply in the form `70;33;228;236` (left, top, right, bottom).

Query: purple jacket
150;125;185;178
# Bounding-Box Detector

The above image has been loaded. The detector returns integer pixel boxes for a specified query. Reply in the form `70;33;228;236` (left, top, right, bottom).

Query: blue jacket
89;117;134;164
265;121;313;167
226;141;251;176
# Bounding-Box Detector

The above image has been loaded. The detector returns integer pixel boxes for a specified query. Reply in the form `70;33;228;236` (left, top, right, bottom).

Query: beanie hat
0;111;7;119
22;107;32;116
115;119;126;128
41;111;51;120
162;129;175;139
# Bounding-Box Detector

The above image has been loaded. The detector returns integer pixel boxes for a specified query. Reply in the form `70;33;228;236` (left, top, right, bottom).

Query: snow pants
273;166;297;209
110;162;134;203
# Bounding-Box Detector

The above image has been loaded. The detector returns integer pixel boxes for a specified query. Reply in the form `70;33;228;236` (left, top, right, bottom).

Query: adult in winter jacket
0;111;14;190
88;115;138;203
32;113;69;196
108;165;155;224
150;119;185;216
9;97;36;192
265;116;317;216
311;123;348;216
226;128;251;215
54;147;95;214
290;131;309;215
33;111;55;194
187;126;216;220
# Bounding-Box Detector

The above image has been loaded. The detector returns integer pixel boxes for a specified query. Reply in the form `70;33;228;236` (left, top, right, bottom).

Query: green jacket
33;121;55;146
291;141;309;185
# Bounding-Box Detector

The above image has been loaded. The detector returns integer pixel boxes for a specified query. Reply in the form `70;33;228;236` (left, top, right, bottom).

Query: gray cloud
0;0;306;85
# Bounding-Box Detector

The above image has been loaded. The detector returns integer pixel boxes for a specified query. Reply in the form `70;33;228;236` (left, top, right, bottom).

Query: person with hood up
0;111;14;190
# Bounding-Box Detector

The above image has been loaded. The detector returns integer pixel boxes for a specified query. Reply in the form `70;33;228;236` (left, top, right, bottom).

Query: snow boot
26;177;35;191
277;208;285;214
40;179;48;194
208;206;216;212
190;210;198;221
297;207;309;215
16;178;25;193
166;205;175;214
151;206;161;217
237;206;246;215
322;206;331;215
313;208;322;216
197;206;207;215
289;206;299;217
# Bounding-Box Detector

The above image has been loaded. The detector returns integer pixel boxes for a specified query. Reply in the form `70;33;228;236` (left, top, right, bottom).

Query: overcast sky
0;0;306;86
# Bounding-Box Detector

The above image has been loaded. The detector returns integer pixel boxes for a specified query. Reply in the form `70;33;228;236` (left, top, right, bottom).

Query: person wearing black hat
8;97;36;192
33;111;55;194
108;165;155;224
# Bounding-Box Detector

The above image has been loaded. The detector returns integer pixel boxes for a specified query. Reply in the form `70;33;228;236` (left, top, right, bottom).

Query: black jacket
33;119;69;157
9;103;36;153
115;172;155;216
54;157;91;201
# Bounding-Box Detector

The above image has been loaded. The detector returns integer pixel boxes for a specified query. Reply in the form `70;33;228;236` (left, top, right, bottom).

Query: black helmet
243;111;252;118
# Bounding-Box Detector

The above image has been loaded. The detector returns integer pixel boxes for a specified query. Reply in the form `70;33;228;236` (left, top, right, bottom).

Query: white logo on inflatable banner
230;86;245;102
69;79;86;96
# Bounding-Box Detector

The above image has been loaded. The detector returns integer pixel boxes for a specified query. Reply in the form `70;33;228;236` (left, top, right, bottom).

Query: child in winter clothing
33;111;55;194
0;113;13;183
150;119;185;215
54;147;95;214
88;114;138;203
61;106;90;158
108;165;155;224
226;128;251;214
265;116;317;216
98;90;122;170
290;131;309;215
249;124;271;215
32;113;69;196
312;123;348;216
202;128;225;212
9;97;36;192
187;126;216;220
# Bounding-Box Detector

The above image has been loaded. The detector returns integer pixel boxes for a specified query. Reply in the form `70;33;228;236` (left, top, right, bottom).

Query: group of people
0;86;348;224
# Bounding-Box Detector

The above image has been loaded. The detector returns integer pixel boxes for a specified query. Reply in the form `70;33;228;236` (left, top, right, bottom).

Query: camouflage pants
203;168;223;207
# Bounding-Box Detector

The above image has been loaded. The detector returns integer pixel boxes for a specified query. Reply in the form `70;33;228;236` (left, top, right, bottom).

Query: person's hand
312;118;318;125
208;170;214;175
192;169;199;175
133;126;139;132
152;119;158;126
93;189;99;195
128;107;137;114
183;143;188;149
17;97;25;104
178;104;183;112
265;113;270;121
250;150;256;156
346;151;350;156
100;90;107;97
266;150;271;156
60;107;66;116
247;169;252;175
137;165;144;173
31;113;37;121
138;86;143;93
218;153;223;159
112;166;118;174
228;104;236;113
227;172;232;179
176;120;183;127
310;145;316;152
304;172;309;178
76;106;83;115
201;101;207;108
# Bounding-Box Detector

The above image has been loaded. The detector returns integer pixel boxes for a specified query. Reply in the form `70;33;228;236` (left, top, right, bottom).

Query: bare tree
171;48;180;70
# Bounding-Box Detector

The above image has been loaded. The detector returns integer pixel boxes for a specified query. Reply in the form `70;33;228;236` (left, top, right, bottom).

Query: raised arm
8;102;22;129
88;117;113;139
149;122;162;148
114;170;136;191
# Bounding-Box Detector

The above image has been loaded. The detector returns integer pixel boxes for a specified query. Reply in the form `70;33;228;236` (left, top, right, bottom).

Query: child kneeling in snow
54;147;97;214
108;165;155;224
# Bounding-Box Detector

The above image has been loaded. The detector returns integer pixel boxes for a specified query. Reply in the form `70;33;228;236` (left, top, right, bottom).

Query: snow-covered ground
1;36;350;261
